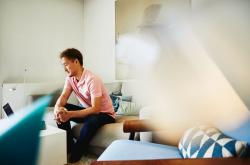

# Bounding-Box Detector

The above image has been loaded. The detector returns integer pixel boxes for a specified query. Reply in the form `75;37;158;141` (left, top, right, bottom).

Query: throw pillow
178;125;248;158
110;91;133;113
110;94;120;112
116;100;141;115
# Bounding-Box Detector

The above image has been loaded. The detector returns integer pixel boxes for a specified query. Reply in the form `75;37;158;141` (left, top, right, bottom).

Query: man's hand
58;109;72;123
54;107;68;124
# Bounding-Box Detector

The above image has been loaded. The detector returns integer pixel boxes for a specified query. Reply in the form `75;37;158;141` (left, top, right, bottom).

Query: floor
65;154;98;165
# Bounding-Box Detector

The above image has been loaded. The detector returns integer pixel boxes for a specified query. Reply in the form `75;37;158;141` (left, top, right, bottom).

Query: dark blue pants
57;103;115;159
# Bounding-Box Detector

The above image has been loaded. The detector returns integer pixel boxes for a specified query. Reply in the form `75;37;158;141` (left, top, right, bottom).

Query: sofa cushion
178;125;248;158
104;82;122;94
116;101;141;116
71;115;138;149
98;140;182;161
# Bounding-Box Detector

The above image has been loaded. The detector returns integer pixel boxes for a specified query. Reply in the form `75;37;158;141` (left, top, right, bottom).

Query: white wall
116;0;190;35
116;0;144;35
82;0;115;82
0;0;85;114
0;0;85;83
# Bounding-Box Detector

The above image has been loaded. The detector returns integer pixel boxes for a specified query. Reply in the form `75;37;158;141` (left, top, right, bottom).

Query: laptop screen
3;103;14;116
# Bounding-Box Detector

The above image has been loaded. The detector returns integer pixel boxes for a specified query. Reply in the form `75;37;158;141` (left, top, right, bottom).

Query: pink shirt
64;69;115;118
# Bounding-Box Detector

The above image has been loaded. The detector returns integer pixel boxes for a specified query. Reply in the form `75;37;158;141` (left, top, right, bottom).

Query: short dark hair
60;48;83;66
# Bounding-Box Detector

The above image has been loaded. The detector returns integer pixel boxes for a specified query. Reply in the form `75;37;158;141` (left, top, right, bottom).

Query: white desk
37;125;67;165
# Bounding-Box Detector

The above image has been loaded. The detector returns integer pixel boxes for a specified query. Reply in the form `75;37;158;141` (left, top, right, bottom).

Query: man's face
61;57;78;77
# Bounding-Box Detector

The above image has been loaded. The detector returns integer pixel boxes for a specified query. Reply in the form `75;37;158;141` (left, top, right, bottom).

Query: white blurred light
116;33;160;67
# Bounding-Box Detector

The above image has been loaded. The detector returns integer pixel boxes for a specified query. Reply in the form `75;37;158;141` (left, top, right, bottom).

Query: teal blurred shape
0;95;52;165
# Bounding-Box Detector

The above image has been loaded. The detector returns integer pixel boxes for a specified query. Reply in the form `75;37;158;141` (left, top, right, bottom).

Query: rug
65;154;97;165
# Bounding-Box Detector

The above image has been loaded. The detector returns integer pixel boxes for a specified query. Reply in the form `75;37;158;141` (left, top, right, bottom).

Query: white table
37;125;67;165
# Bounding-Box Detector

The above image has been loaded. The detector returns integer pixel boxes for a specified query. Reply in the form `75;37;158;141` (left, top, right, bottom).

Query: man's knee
87;116;100;127
64;103;74;110
82;116;101;132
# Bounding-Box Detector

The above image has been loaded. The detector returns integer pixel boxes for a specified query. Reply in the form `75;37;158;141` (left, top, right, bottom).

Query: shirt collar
77;68;86;86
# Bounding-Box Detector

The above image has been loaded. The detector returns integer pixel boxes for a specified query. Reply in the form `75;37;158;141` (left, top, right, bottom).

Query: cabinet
1;83;63;118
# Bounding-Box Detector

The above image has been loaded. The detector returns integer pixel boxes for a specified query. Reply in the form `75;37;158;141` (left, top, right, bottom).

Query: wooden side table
91;158;250;165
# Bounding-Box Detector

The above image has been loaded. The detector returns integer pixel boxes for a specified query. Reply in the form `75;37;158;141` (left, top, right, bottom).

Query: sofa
40;82;140;156
97;108;250;162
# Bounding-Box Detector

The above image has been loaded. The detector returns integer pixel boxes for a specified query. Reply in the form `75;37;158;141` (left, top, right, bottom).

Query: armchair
123;119;154;140
94;119;250;165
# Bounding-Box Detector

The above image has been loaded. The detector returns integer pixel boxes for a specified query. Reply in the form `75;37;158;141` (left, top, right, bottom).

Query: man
54;48;115;163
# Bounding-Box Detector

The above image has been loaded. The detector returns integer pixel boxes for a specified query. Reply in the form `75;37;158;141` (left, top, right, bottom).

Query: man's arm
71;96;101;117
54;87;72;117
58;96;101;122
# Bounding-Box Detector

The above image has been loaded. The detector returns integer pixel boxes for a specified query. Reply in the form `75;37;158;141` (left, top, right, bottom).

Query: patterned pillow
178;125;248;158
109;94;120;112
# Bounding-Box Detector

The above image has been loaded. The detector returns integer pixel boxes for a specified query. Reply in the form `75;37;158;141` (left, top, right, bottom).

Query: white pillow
116;100;140;116
104;82;122;94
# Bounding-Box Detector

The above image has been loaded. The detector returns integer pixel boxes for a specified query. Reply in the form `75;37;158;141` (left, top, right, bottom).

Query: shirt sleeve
63;77;73;92
89;77;102;98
